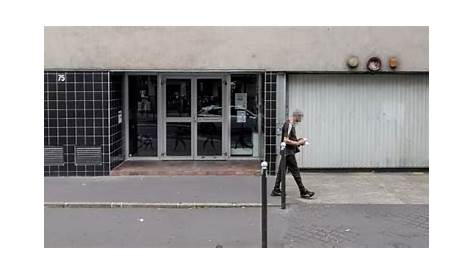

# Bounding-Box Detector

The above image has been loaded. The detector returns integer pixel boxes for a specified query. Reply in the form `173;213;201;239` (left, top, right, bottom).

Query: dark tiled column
44;71;123;176
109;73;125;170
264;72;277;174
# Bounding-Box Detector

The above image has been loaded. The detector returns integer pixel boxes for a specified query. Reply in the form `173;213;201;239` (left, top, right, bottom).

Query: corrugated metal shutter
288;74;428;168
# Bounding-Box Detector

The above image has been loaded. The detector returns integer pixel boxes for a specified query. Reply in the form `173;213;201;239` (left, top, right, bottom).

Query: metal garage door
288;74;428;168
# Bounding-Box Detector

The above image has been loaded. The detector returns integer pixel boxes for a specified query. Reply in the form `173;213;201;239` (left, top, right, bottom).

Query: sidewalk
44;172;428;206
286;172;428;204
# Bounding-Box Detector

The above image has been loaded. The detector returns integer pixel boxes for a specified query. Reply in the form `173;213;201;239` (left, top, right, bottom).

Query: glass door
195;78;224;159
164;78;193;158
162;75;227;159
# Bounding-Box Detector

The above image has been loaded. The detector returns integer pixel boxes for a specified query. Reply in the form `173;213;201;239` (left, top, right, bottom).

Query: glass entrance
163;76;226;159
125;73;261;160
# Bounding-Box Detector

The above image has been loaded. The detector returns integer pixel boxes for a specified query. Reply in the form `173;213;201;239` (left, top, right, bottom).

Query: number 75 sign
57;73;65;82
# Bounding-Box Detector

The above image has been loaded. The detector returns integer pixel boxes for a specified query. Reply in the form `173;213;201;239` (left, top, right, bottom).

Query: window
230;75;259;156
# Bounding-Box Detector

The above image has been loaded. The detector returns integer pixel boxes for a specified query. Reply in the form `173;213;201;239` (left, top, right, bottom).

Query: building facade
44;26;429;176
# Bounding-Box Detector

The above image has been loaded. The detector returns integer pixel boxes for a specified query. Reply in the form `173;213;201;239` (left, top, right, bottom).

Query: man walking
271;109;315;199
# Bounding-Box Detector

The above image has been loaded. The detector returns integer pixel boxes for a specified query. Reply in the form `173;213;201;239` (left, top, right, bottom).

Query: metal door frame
160;73;230;160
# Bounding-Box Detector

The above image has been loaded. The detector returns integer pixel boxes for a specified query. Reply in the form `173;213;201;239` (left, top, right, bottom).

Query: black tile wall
264;72;277;175
44;71;123;176
110;73;125;170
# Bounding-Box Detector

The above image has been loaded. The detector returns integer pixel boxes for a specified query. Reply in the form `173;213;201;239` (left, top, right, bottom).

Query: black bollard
261;161;268;248
280;142;287;209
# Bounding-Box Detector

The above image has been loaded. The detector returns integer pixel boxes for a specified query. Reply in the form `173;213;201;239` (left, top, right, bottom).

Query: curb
44;202;281;209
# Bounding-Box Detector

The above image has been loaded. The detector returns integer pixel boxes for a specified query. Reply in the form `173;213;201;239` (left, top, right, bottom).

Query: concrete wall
44;26;428;72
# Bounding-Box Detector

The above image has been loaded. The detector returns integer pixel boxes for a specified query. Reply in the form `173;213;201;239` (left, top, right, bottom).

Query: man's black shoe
300;190;315;199
271;189;281;196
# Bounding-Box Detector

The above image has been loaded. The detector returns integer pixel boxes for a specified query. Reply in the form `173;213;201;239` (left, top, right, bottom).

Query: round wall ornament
388;56;398;69
367;57;382;72
347;56;359;69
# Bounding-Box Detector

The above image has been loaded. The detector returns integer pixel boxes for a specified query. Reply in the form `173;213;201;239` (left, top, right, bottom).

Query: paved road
45;204;428;248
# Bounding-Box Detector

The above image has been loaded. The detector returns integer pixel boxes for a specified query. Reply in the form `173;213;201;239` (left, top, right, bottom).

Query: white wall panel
288;74;428;168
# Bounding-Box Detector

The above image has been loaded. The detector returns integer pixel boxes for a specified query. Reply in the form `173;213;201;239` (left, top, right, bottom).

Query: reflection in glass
197;79;222;117
230;75;259;156
166;122;191;156
129;76;157;156
197;122;222;156
166;79;191;117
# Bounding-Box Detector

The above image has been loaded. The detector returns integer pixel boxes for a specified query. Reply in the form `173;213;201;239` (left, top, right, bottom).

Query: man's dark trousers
274;154;305;193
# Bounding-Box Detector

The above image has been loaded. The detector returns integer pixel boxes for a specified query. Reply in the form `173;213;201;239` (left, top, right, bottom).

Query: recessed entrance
125;73;262;161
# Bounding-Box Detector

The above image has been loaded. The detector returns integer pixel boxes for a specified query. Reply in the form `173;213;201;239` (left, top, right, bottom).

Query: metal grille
44;147;64;165
75;147;102;165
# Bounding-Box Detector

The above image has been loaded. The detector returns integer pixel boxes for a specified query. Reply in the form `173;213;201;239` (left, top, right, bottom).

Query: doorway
161;75;229;159
125;73;261;161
